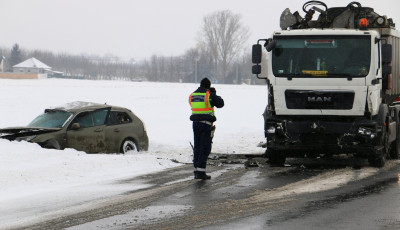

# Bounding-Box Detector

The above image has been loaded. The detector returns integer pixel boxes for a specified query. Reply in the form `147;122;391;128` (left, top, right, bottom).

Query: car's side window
72;109;109;128
92;109;109;126
107;112;119;125
107;111;132;125
73;111;93;128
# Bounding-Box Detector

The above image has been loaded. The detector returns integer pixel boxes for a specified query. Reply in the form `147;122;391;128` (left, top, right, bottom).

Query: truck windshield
28;110;73;128
272;35;371;78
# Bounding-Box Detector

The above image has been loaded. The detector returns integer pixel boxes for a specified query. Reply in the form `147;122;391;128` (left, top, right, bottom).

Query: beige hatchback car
0;101;149;153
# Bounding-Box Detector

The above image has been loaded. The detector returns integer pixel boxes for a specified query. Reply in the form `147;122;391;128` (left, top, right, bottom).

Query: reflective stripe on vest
189;90;214;115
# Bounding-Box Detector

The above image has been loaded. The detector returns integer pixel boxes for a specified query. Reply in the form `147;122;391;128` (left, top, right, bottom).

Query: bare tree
1;15;252;83
200;10;250;83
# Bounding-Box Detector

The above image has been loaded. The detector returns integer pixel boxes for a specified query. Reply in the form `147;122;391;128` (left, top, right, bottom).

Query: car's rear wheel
120;138;138;153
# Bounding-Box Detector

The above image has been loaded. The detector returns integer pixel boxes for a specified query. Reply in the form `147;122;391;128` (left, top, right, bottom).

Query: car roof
48;101;128;113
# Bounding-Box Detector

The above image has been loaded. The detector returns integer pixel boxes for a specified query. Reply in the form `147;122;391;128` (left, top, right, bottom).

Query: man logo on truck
307;97;332;102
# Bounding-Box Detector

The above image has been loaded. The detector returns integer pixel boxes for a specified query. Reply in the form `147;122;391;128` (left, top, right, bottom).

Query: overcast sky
0;0;399;60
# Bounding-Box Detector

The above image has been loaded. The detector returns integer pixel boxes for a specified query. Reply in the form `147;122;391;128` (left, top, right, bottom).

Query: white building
13;57;51;74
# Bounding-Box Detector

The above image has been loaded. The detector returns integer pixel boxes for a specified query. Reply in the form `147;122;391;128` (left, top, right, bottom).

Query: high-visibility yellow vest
189;90;215;115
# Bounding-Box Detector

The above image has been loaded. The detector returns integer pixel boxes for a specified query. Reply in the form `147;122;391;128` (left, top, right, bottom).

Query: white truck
252;1;399;167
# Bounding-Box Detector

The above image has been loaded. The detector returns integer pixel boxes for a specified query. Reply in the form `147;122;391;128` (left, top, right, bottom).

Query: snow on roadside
0;79;267;205
0;139;182;202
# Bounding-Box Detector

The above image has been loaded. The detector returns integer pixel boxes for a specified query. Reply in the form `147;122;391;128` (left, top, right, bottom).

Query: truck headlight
364;130;372;136
358;127;375;139
266;126;276;134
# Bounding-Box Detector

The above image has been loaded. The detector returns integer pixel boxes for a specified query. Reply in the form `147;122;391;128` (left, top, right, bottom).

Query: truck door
67;108;110;153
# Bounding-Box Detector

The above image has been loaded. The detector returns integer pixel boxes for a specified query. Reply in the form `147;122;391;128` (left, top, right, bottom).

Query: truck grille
285;90;354;110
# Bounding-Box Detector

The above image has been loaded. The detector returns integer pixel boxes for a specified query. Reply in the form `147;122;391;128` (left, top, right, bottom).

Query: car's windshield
272;35;371;78
28;110;73;128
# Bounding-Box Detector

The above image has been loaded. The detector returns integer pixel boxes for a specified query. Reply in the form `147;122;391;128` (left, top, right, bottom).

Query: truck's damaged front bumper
265;116;381;157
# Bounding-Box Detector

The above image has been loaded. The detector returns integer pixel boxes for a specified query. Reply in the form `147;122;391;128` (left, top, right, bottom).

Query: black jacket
190;87;224;122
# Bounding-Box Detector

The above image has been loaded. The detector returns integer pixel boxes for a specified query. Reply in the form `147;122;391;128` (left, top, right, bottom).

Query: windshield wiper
281;73;316;80
278;72;360;80
325;73;357;80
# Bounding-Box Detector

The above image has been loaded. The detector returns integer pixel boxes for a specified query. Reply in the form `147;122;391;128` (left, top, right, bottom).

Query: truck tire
390;108;400;159
369;104;389;167
266;148;286;166
368;148;386;167
368;127;387;167
390;141;400;159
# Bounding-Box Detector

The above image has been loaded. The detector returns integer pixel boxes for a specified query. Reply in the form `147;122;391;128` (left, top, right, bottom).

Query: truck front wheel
368;149;386;167
266;148;286;166
369;105;390;167
369;125;389;167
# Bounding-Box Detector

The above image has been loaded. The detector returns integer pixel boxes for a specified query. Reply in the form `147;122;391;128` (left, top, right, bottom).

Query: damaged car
0;101;149;153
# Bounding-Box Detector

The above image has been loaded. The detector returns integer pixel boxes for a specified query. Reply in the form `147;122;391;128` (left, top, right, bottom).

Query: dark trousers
193;122;212;171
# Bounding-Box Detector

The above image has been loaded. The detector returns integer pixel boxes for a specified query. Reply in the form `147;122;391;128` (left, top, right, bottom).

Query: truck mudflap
265;116;382;157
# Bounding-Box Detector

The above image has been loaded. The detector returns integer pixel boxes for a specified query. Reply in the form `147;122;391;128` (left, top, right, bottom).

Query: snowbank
0;79;267;218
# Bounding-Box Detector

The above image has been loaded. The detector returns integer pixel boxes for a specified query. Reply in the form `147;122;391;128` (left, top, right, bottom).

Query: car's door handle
114;128;120;132
94;128;103;132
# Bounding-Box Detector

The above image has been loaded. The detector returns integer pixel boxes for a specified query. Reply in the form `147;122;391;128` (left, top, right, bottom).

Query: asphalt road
10;156;400;230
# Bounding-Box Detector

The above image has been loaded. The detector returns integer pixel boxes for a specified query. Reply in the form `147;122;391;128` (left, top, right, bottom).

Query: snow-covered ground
0;79;267;227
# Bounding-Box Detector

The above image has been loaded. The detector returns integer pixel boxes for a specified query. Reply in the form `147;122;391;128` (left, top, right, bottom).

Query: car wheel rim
123;140;137;153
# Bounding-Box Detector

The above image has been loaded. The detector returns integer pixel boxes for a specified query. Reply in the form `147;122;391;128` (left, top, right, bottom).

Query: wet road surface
8;155;400;230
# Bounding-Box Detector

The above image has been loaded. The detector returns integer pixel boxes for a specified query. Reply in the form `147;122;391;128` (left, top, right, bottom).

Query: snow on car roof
50;101;110;112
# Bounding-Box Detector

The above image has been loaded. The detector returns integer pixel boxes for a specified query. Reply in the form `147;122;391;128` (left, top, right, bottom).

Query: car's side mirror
71;123;80;130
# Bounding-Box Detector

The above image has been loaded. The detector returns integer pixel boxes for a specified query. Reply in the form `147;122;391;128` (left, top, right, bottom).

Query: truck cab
252;1;399;167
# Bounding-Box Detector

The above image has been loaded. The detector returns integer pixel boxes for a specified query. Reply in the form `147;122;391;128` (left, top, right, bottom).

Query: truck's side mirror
265;40;276;52
252;44;263;75
383;65;392;76
252;65;261;75
382;44;392;90
382;72;392;90
252;44;262;64
382;44;392;63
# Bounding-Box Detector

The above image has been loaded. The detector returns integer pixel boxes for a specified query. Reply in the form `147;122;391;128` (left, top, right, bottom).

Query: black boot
195;172;211;180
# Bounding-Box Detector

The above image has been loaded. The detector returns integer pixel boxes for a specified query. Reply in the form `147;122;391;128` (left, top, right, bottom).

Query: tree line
1;10;260;84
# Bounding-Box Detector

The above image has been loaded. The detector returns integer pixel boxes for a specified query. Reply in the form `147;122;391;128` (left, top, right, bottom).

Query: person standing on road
189;78;224;180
